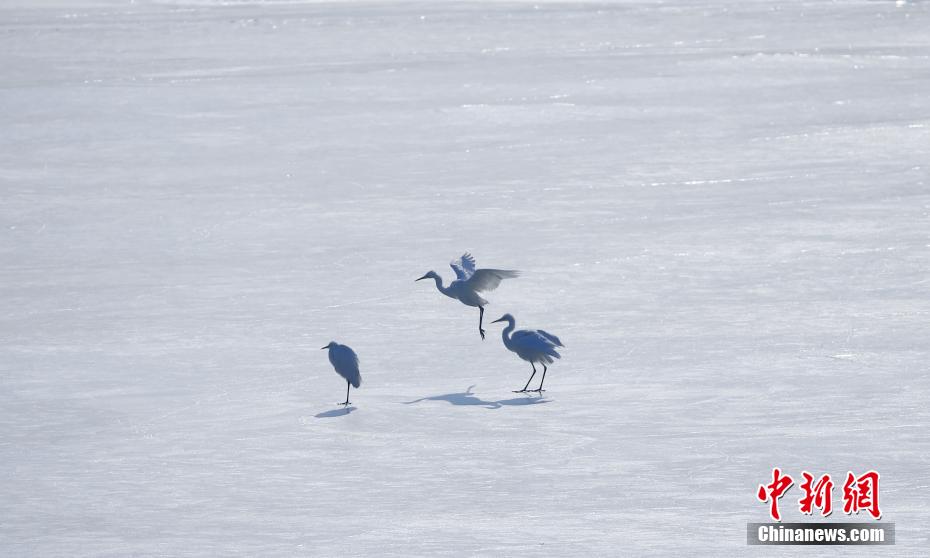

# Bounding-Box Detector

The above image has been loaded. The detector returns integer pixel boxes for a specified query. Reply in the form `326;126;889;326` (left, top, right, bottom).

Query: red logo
757;468;794;521
758;468;882;521
799;472;834;517
843;470;882;520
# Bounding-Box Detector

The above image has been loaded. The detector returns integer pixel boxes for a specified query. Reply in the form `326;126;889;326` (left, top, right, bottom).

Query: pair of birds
323;253;563;406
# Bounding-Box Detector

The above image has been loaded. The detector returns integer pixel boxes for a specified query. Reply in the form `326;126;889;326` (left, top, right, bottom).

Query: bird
321;341;361;406
416;253;519;340
491;313;563;393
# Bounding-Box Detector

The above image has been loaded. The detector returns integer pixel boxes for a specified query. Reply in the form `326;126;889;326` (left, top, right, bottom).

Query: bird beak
491;317;506;324
415;274;428;282
320;346;328;350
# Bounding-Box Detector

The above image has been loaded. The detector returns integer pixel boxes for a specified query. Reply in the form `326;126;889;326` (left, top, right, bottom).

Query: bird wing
330;344;361;388
536;329;564;347
464;268;518;292
511;330;562;358
450;252;477;281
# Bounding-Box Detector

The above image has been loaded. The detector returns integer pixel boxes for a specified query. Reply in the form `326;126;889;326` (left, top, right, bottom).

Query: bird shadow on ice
315;406;357;418
403;385;547;410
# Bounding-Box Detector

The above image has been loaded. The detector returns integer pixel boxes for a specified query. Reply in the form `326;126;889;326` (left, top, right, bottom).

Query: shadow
315;406;357;418
494;396;550;407
403;385;549;410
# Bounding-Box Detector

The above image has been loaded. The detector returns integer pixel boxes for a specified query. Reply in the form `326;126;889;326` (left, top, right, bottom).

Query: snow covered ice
1;0;929;555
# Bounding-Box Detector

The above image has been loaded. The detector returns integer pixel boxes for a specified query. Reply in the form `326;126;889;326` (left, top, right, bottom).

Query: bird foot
513;389;530;393
528;389;546;393
339;401;351;406
479;329;486;340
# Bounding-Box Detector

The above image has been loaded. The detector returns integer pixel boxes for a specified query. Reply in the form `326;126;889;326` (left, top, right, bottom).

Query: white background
2;0;928;555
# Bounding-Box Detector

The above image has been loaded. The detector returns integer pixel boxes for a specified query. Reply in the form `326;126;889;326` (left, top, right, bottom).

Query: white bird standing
416;253;519;340
321;341;361;406
491;313;564;393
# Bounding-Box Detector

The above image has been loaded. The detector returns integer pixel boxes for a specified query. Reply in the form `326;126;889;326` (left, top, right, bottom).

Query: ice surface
1;0;928;555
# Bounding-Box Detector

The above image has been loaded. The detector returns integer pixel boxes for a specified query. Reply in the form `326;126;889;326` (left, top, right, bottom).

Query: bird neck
500;319;515;347
431;274;453;297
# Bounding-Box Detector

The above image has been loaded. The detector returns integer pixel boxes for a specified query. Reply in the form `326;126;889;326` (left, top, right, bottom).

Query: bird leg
514;363;537;393
478;306;486;340
530;365;548;393
340;381;351;406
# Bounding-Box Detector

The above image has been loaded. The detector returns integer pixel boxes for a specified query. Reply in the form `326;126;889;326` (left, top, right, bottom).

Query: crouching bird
491;313;563;393
321;341;361;406
416;252;518;340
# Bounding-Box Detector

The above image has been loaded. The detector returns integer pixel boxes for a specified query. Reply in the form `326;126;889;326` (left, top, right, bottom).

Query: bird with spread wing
416;253;519;340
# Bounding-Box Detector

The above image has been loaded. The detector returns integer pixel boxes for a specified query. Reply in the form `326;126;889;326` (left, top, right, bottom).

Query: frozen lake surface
2;0;928;555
